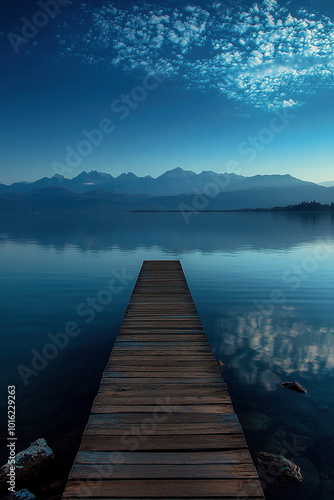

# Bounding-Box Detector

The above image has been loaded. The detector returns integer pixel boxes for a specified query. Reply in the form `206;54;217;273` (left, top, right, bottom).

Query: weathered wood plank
106;359;216;367
97;383;226;392
92;395;232;406
112;346;212;352
84;422;242;436
109;353;215;359
69;463;258;479
116;335;207;341
79;434;248;452
63;479;264;498
102;372;220;378
101;376;222;383
104;365;219;377
121;341;206;345
74;450;255;465
87;413;239;426
64;497;266;500
90;404;235;414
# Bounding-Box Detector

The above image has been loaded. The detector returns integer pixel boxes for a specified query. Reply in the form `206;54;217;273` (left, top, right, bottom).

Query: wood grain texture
64;479;264;498
63;260;264;499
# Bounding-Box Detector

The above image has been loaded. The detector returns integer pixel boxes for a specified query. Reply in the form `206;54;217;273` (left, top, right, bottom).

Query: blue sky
1;0;334;184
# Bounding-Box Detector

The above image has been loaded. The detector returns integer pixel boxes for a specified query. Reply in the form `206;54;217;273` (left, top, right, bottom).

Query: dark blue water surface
0;212;333;499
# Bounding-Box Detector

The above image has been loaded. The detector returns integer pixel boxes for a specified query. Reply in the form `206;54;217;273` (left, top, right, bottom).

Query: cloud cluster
57;0;334;110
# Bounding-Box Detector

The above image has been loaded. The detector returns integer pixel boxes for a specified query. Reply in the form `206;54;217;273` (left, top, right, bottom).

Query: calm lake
0;211;334;499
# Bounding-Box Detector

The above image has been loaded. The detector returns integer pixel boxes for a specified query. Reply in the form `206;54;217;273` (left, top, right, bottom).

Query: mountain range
319;180;334;187
0;168;319;196
0;169;333;212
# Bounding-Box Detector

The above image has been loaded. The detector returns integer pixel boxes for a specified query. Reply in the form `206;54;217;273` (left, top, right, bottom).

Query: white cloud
283;98;299;107
57;1;334;111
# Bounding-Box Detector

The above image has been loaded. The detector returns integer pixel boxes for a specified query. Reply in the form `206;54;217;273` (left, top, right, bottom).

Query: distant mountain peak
117;172;138;179
161;167;196;178
74;170;112;181
319;180;334;187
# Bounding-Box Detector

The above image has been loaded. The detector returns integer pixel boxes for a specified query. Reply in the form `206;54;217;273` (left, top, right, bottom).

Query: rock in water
0;438;54;490
294;457;320;499
255;452;303;481
267;430;312;455
8;489;36;499
240;410;273;432
215;359;230;369
281;382;307;394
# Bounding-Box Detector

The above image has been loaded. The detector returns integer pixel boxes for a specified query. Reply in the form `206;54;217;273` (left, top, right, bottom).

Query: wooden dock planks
63;260;264;499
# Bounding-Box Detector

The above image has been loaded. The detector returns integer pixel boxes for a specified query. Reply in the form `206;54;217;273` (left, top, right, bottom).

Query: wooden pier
63;260;264;499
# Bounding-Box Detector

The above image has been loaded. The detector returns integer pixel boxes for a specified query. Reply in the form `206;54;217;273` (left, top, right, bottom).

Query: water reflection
210;313;334;391
0;211;333;253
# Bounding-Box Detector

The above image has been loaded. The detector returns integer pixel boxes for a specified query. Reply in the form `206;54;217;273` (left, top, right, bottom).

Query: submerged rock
0;438;54;489
239;410;273;432
8;489;36;499
255;451;303;481
38;479;66;496
215;359;230;369
281;382;307;394
294;457;320;499
267;430;312;455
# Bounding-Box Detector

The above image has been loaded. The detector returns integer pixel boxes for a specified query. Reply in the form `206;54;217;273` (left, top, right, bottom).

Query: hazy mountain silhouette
0;168;317;196
0;169;333;212
319;180;334;187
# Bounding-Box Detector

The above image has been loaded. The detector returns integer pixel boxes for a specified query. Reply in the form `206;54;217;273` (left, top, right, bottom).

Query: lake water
0;211;334;499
